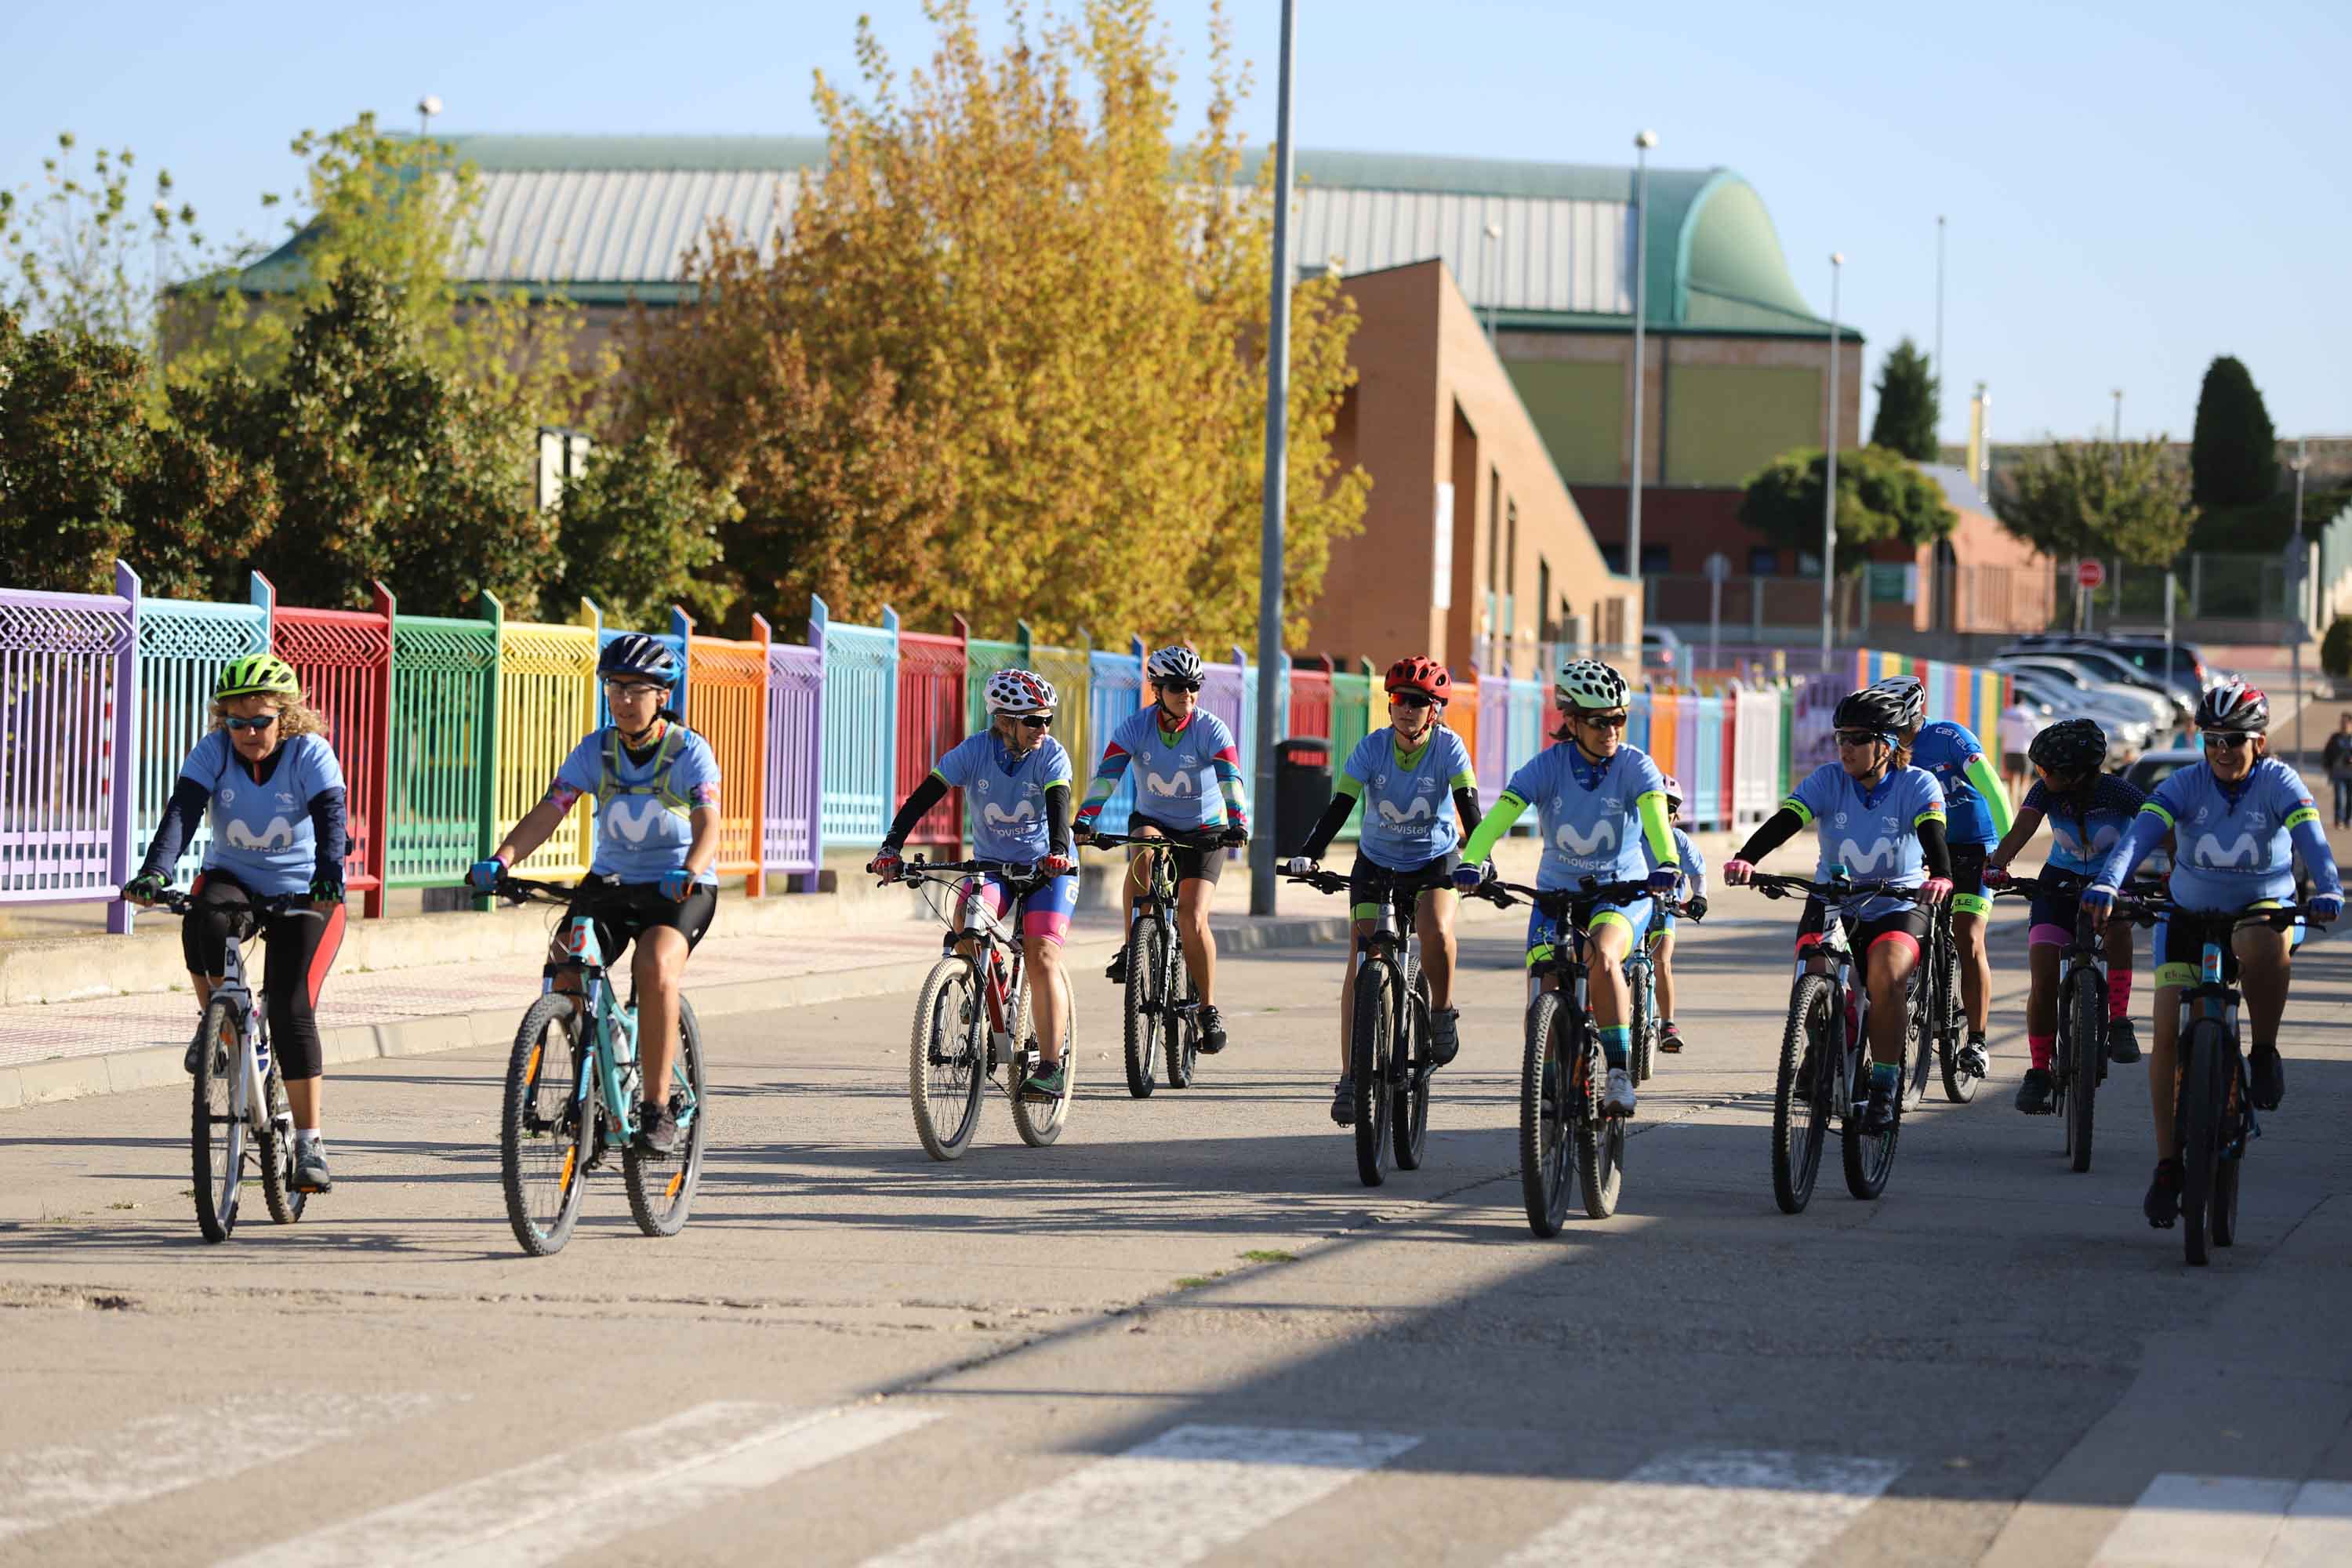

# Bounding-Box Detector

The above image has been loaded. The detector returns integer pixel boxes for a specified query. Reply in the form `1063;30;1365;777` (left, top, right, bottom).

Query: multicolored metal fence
688;615;771;894
387;609;499;893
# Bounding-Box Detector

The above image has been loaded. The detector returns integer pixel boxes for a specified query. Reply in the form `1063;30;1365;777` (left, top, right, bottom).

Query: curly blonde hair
209;696;332;742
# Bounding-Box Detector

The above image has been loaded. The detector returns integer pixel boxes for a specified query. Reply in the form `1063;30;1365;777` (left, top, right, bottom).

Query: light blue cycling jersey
1647;823;1707;896
183;730;346;898
551;724;723;885
1338;725;1475;871
2024;774;2145;876
1783;761;1946;920
933;731;1073;864
2096;755;2339;911
1483;742;1671;891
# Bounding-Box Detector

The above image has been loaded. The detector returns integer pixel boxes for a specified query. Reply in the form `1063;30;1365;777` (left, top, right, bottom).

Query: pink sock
2108;970;2132;1021
2028;1033;2055;1071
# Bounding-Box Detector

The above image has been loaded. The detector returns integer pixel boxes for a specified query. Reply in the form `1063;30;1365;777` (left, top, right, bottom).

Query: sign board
1703;551;1733;584
1432;482;1454;609
2076;559;2107;591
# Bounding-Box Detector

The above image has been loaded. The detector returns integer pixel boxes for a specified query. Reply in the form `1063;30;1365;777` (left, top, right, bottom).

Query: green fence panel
964;637;1022;736
1329;670;1370;840
387;614;499;889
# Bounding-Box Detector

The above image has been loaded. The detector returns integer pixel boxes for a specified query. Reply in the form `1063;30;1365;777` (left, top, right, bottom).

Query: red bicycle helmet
1384;655;1452;702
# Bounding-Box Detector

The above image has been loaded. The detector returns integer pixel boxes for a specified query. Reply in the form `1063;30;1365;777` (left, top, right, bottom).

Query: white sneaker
1602;1066;1638;1117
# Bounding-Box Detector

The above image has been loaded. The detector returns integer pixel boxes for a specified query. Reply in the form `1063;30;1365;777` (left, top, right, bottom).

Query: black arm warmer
1917;816;1952;879
308;786;349;884
1454;786;1483;842
1734;807;1806;866
136;776;212;880
1293;793;1358;861
883;774;949;847
1044;782;1073;858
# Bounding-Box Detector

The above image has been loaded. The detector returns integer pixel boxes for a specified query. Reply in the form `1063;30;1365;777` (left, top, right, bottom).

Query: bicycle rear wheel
1842;1024;1900;1202
1011;981;1075;1147
1350;959;1396;1187
625;998;708;1236
1578;1037;1624;1220
1122;918;1164;1098
502;994;593;1256
2065;970;2102;1173
1772;975;1833;1214
2180;1018;2230;1265
1939;927;1976;1102
1519;992;1573;1236
910;956;987;1161
259;1060;305;1225
2211;1149;2242;1247
1163;929;1200;1091
191;996;244;1243
1393;966;1432;1171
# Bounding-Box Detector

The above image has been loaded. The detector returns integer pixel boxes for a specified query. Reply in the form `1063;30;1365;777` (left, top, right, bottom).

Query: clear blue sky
7;0;2347;446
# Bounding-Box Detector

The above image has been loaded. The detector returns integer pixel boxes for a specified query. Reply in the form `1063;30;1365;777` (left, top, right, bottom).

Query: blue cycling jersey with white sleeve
2098;756;2339;911
1500;742;1668;890
1784;761;1946;920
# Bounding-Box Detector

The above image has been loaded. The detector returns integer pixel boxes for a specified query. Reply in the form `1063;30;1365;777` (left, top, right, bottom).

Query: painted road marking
0;1393;434;1544
860;1423;1420;1567
227;1401;935;1568
2092;1474;2352;1568
1496;1447;1904;1568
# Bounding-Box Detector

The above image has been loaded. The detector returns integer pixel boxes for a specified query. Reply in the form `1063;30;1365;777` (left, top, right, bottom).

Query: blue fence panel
597;623;688;728
816;601;898;844
1627;691;1652;753
135;593;270;887
1693;697;1726;831
1087;648;1142;836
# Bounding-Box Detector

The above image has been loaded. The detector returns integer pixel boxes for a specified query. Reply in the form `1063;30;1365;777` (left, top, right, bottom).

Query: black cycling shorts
562;876;718;964
183;870;346;1081
1949;843;1990;918
1126;815;1227;886
1347;851;1461;923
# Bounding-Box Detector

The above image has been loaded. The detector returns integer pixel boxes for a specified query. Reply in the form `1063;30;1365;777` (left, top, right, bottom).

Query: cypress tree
1867;338;1940;462
2189;354;2278;509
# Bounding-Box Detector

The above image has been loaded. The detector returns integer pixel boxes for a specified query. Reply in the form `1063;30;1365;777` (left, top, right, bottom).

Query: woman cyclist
468;634;720;1156
1453;658;1679;1119
124;655;350;1195
871;670;1078;1101
1983;717;2147;1116
1646;775;1709;1054
1721;685;1955;1136
1283;655;1482;1124
1073;645;1249;1055
2085;681;2341;1228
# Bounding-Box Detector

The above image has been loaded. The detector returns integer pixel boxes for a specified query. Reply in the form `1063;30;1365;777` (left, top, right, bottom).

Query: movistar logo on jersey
602;797;679;844
2190;832;2263;868
2058;822;2124;858
1556;820;1618;858
1376;797;1435;826
982;800;1038;827
1835;836;1901;873
223;816;297;851
1144;771;1195;798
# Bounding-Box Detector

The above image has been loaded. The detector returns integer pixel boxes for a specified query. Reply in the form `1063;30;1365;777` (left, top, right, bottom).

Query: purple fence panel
763;641;825;880
0;570;138;920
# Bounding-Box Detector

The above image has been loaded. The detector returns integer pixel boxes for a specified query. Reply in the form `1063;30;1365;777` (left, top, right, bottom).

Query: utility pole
1249;0;1297;916
1626;131;1657;593
1934;215;1946;434
1820;252;1844;657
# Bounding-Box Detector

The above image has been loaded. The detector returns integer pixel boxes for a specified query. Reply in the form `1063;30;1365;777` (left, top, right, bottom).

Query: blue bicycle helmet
598;633;681;688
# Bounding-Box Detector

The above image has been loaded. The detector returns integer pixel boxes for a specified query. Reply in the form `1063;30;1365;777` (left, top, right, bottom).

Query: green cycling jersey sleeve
1965;752;2013;838
1637;788;1675;865
1458;789;1527;866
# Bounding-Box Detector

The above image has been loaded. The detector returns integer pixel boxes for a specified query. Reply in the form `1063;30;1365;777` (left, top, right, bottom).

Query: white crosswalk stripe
225;1400;936;1568
1495;1447;1904;1568
858;1422;1421;1568
2092;1473;2352;1568
0;1393;435;1545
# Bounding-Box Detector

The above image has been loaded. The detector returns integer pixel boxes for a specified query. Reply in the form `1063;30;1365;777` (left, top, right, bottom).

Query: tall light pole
1249;0;1297;917
1479;220;1501;347
418;94;443;139
1820;251;1844;657
1626;130;1657;593
1933;215;1946;434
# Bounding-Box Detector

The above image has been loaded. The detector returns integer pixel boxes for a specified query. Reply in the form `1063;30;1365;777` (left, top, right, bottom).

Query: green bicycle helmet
216;654;302;702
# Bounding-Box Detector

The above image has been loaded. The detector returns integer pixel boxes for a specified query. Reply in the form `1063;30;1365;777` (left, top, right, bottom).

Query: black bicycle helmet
2195;678;2267;735
598;633;681;688
1833;685;1907;739
2028;717;2107;775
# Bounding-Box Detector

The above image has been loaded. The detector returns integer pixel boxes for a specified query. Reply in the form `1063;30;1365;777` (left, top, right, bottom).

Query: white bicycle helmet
1867;674;1927;731
1555;657;1630;712
985;668;1059;716
1146;644;1206;685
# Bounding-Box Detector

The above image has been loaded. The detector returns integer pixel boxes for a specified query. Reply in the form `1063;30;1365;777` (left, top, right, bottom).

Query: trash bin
1275;736;1333;853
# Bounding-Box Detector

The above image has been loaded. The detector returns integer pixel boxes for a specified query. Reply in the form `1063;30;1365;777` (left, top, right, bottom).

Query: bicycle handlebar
1082;828;1234;851
1482;877;1653;913
894;856;1058;891
1744;872;1923;904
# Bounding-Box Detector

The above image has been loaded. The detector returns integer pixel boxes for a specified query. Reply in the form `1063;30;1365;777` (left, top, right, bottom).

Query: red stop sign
2076;560;2107;590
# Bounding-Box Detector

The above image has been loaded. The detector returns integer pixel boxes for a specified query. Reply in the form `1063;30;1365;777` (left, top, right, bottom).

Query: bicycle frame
162;894;285;1144
543;913;646;1149
906;858;1040;1080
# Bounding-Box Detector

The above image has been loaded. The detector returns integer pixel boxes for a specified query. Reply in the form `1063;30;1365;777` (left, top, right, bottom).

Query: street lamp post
1480;220;1501;347
418;94;443;139
1627;131;1657;601
1933;215;1946;404
1820;252;1844;657
2291;438;2310;763
1249;0;1298;917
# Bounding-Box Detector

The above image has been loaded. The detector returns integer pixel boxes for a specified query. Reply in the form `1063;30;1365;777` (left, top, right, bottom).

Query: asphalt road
2;898;2348;1566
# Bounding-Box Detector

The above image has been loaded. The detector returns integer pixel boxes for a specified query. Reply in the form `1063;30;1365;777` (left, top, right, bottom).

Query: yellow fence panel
688;619;770;892
496;608;601;879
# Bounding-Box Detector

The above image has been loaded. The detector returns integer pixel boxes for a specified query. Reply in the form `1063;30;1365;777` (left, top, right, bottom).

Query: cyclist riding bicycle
1871;674;2010;1080
872;669;1078;1100
1283;655;1483;1124
1452;657;1679;1118
1722;684;1955;1136
1984;717;2147;1115
2083;680;2342;1226
468;633;720;1156
1073;644;1249;1054
123;654;350;1195
1646;775;1709;1054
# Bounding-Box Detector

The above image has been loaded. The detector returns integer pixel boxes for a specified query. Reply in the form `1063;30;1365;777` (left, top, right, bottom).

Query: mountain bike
1626;898;1693;1086
1911;895;1976;1107
1087;829;1219;1097
1479;877;1653;1235
1745;873;1923;1213
485;876;709;1256
156;891;305;1243
896;857;1076;1160
2122;892;2299;1266
1991;871;2111;1171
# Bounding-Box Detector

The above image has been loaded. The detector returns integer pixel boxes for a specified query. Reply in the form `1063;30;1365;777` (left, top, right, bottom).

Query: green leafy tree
2322;615;2352;681
1867;337;1939;461
1738;445;1958;572
2190;354;2278;510
1993;437;2198;566
547;420;741;630
0;132;222;354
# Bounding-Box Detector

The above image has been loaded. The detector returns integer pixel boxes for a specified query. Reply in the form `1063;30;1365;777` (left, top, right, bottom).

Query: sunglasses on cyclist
1835;728;1889;748
1389;691;1435;710
223;713;280;732
602;680;665;702
1158;679;1201;694
2201;732;2252;751
1578;711;1629;730
1016;714;1054;730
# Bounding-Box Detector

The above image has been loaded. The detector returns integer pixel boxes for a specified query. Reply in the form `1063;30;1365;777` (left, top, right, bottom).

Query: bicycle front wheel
1905;960;1936;1109
2179;1018;2230;1266
1842;1022;1899;1203
2065;969;2102;1173
1011;980;1075;1148
1939;927;1976;1102
1350;959;1396;1187
1772;975;1833;1214
1163;927;1200;1091
910;956;987;1161
1122;919;1164;1098
259;1060;305;1225
625;998;707;1236
1629;964;1656;1086
502;994;592;1256
1519;992;1573;1236
1577;1036;1624;1220
191;996;245;1243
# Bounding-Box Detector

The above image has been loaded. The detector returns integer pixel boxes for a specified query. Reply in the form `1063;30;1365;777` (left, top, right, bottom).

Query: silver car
1995;657;2176;731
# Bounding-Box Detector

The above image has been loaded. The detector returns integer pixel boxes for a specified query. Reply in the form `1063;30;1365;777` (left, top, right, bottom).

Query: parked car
2100;635;2213;701
2002;671;2151;763
2033;643;2195;727
1994;656;2175;730
1641;626;1687;676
